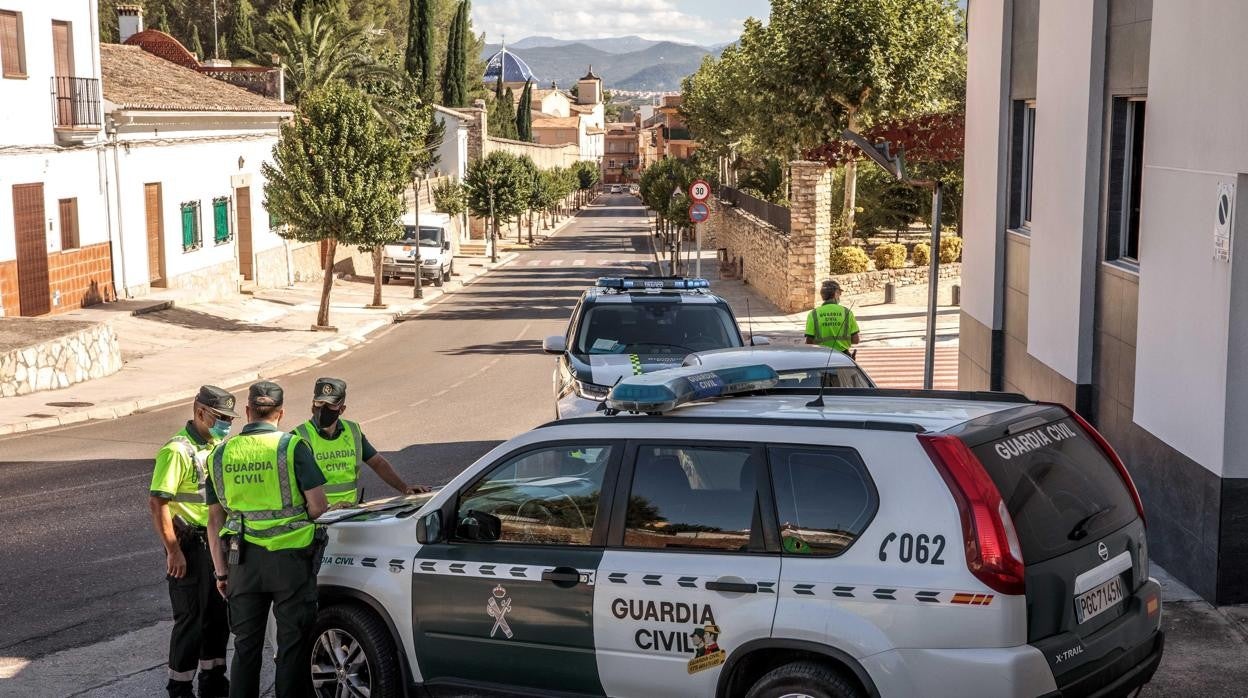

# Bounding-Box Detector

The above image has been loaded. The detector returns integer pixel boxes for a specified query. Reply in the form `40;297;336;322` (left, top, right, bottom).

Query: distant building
483;41;538;92
603;122;641;184
525;67;605;163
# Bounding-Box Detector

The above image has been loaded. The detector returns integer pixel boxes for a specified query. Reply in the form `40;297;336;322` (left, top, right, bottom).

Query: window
609;159;616;168
769;446;877;556
1009;100;1037;230
0;10;25;78
1107;98;1145;263
575;303;742;355
180;201;201;251
57;198;78;250
456;444;614;546
212;196;231;244
624;445;761;552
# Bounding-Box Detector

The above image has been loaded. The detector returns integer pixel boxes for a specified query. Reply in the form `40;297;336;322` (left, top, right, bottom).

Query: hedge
912;242;930;267
873;243;907;270
939;236;963;263
830;246;871;274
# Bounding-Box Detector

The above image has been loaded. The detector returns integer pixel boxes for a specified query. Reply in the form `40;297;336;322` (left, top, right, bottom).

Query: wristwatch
213;571;229;581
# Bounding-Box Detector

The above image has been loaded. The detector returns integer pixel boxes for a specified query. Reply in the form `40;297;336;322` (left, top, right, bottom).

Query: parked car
312;365;1162;698
611;184;623;194
684;345;875;388
382;212;454;287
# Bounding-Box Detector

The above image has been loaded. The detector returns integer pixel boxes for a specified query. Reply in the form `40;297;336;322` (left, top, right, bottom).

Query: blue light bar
596;277;710;291
605;364;779;414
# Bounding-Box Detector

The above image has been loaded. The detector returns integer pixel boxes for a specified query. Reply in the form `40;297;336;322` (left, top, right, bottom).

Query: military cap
248;381;284;407
313;377;347;405
195;385;239;418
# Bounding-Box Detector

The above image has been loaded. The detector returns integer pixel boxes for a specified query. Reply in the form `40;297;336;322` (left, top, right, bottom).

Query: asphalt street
0;194;653;666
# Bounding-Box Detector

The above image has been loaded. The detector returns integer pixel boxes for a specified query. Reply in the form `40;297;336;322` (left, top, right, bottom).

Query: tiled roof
123;29;199;69
569;103;596;113
101;44;293;113
532;116;581;129
586;126;606;135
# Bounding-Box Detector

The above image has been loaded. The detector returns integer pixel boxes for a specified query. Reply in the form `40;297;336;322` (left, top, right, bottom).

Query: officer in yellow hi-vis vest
295;377;428;507
148;385;237;698
205;381;328;698
804;279;861;353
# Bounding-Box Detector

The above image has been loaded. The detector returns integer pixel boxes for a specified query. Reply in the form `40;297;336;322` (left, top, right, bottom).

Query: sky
469;0;771;47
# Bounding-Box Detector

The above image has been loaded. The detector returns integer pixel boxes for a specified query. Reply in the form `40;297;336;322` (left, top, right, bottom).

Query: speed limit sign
689;179;711;202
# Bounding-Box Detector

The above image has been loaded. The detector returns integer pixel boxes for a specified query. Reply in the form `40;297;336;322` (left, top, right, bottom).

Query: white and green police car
311;365;1163;698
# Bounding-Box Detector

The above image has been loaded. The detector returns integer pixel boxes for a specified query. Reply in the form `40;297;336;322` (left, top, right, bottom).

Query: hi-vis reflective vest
807;302;857;352
210;431;314;551
294;420;364;506
157;427;219;527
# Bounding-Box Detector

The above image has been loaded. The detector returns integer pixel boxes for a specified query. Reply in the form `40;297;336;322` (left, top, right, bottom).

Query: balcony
51;77;102;142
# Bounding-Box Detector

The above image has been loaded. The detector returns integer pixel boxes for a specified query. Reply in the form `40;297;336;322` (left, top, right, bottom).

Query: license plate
1075;576;1123;624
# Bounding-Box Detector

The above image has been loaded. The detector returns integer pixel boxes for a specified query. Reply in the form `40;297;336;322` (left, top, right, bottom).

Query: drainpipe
105;116;132;298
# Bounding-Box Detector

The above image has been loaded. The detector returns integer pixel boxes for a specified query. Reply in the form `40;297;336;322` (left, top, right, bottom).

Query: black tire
382;276;390;285
442;264;451;282
744;660;864;698
310;603;403;698
433;272;444;287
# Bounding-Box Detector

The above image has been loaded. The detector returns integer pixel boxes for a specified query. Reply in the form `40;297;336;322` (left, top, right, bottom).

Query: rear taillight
919;434;1026;595
1056;406;1147;526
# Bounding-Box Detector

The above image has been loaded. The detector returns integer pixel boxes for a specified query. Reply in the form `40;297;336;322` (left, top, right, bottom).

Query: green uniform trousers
225;543;317;698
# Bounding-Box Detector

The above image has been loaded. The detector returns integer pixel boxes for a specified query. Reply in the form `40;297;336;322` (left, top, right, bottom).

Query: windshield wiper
1067;505;1116;541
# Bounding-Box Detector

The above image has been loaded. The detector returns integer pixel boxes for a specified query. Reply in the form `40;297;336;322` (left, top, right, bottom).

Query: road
0;194;652;667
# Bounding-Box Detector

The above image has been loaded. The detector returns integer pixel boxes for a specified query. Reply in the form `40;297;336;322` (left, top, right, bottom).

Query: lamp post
489;189;498;264
842;129;944;390
412;178;424;299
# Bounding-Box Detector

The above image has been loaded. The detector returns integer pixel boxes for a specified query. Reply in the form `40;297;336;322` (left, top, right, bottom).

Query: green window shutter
213;197;230;244
181;202;197;251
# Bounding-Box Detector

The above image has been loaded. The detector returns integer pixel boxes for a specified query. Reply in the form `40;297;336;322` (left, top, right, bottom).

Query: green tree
405;0;434;98
257;10;385;102
433;179;467;216
188;22;204;59
514;155;540;243
232;0;258;57
464;151;528;251
737;157;787;204
488;88;519;140
440;0;470;107
515;79;533;142
263;81;408;328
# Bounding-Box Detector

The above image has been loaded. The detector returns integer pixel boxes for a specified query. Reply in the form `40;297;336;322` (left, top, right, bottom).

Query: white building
432;105;469;181
0;0;112;317
961;0;1248;603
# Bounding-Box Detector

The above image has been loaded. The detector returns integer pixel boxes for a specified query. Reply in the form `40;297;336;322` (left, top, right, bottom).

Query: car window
623;445;760;552
768;446;877;556
775;367;873;389
575;303;741;355
457;445;613;546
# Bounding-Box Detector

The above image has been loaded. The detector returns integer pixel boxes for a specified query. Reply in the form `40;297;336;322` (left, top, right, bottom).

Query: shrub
873;243;907;270
912;242;930;267
830;246;870;274
939;236;963;263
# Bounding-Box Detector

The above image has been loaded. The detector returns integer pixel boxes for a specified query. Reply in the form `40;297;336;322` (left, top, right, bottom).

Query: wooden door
51;21;73;124
12;183;50;316
144;183;165;285
236;186;253;280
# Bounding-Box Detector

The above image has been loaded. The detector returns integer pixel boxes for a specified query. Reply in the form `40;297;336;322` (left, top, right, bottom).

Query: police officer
804;279;860;353
205;381;328;698
295;377;428;506
149;385;237;698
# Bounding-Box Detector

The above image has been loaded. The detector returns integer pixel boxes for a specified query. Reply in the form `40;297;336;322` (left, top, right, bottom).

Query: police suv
312;364;1163;698
543;277;753;419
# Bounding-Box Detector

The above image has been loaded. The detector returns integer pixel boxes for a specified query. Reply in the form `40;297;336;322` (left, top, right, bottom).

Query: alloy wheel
311;627;372;698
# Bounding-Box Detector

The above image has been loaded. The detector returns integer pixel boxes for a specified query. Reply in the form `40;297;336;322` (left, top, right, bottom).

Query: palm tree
257;10;387;103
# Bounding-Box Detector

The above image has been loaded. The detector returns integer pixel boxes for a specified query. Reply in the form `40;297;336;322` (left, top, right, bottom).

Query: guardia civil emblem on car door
488;584;513;639
687;623;726;674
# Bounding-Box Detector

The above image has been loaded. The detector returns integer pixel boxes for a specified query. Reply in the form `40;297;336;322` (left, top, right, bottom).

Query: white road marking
548;259;564;266
526;260;541;266
360;409;399;425
597;260;611;265
572;259;586;266
432;389;449;397
513;323;532;341
408;399;427;407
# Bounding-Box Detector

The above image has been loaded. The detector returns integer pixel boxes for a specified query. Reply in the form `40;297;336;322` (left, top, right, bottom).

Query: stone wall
706;204;797;311
833;262;962;296
164;258;239;302
486;137;581;169
0;319;122;396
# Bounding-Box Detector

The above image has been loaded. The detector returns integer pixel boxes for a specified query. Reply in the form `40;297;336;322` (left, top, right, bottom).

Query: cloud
471;0;746;46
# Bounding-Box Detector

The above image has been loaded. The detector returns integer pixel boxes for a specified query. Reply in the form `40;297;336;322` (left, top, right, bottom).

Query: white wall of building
0;149;110;259
433;107;468;180
1133;0;1248;477
959;0;1012;329
108;116;284;294
0;0;103;147
1026;0;1106;383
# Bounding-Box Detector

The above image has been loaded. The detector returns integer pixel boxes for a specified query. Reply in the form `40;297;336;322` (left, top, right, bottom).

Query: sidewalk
0;251;517;435
675;249;961;389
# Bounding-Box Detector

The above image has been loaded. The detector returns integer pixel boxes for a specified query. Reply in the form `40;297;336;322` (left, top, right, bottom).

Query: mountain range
482;37;726;91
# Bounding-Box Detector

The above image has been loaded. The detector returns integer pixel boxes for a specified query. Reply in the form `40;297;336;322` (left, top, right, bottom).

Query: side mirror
751;336;771;346
442;240;451;251
416;510;443;544
542;335;567;354
456;510;502;542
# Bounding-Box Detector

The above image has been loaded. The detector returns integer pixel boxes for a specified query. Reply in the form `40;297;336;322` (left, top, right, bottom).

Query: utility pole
489;189;498;264
212;0;219;60
413;177;424;299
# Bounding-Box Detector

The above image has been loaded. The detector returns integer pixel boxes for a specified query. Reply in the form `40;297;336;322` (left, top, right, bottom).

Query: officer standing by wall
804;279;861;353
295;377;428;506
148;385;238;698
205;381;328;698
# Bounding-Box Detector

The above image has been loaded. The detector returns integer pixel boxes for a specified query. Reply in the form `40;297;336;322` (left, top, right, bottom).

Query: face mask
210;419;232;439
314;405;341;429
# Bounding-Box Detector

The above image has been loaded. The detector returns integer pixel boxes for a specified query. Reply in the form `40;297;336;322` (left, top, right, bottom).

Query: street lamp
842;129;944;390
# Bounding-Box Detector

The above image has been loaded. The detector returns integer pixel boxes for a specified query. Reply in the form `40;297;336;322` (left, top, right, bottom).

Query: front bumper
383;263;440;279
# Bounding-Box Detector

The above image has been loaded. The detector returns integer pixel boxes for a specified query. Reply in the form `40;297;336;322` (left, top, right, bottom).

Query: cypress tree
155;7;172;34
440;1;470;107
188;24;204;60
232;0;257;57
406;0;434;98
516;79;533;142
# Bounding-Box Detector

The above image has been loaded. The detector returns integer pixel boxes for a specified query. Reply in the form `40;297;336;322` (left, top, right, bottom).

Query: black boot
166;679;196;698
197;667;230;698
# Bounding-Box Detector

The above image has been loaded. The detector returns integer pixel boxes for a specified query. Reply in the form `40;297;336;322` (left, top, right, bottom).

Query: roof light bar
605;363;779;414
596;277;710;291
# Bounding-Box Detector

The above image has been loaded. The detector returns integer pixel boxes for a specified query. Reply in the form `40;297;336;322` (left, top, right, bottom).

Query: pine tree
188;23;204;60
232;0;257;57
440;1;470;107
516;79;533;142
405;0;434;98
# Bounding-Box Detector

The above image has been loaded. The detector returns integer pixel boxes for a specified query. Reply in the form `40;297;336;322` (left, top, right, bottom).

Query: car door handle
541;567;583;585
705;579;758;594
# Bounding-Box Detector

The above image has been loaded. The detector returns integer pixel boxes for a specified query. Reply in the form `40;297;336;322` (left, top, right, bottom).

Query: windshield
774;367;873;389
401;225;442;246
575;303;742;355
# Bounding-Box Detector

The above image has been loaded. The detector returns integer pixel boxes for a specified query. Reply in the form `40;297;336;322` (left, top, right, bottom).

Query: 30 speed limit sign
689;179;711;202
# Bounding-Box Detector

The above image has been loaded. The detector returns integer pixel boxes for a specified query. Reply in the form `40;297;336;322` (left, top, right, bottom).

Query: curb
0;251;524;437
